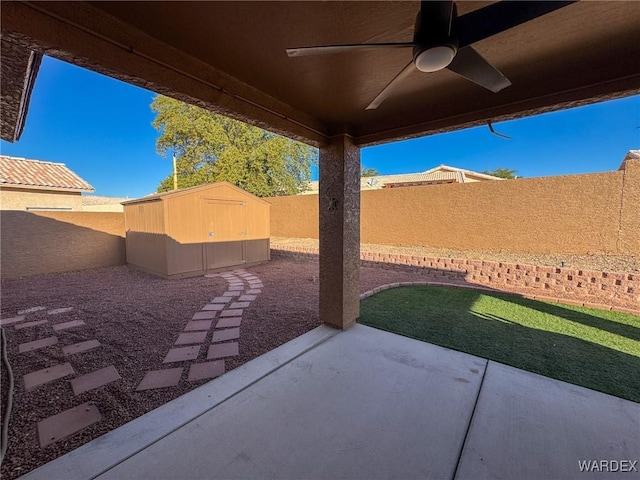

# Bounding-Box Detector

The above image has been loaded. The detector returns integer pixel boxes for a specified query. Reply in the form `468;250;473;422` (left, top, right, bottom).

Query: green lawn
359;286;640;403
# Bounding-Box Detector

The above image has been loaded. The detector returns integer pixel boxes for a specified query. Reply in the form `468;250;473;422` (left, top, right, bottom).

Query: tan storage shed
122;182;270;278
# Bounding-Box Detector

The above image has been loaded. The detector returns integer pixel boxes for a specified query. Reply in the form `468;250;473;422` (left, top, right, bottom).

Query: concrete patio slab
206;342;239;359
238;294;257;301
211;328;240;342
52;320;85;331
215;317;242;328
18;336;58;353
98;325;486;480
136;368;183;391
163;346;200;364
24;363;75;391
188;361;225;381
246;289;262;295
222;291;241;297
62;340;101;356
228;285;245;291
174;331;207;345
456;362;640;480
19;325;637;480
14;319;48;330
184;320;213;332
220;309;243;317
71;366;122;395
37;403;101;448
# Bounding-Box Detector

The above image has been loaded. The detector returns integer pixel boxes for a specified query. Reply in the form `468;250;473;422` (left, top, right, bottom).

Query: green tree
481;167;518;179
152;95;317;196
361;166;380;177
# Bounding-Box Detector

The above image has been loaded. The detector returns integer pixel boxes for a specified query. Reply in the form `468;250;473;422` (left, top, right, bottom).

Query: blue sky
1;56;638;198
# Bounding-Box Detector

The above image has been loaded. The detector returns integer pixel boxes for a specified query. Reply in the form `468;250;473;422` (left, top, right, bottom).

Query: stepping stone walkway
62;340;101;356
37;402;101;448
5;305;121;447
52;320;86;331
136;367;183;391
18;336;58;353
71;366;121;395
136;268;263;391
163;346;200;363
15;319;49;330
0;315;25;326
187;361;224;381
24;363;75;391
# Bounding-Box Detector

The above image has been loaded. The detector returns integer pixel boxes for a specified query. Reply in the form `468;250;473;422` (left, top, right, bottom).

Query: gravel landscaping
1;247;637;479
1;255;445;479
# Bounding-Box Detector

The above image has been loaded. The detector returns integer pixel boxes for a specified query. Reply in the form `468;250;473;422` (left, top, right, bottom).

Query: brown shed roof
0;155;94;192
121;182;271;206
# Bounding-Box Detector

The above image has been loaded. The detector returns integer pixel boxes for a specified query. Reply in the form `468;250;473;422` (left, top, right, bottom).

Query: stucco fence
1;211;125;279
269;157;640;256
1;158;638;309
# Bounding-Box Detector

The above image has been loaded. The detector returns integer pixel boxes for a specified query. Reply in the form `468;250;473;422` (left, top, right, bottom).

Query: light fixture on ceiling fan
286;1;576;110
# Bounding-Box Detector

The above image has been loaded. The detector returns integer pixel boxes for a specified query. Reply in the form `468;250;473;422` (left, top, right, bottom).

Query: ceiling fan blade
366;61;416;110
287;43;414;57
457;1;577;48
446;46;511;93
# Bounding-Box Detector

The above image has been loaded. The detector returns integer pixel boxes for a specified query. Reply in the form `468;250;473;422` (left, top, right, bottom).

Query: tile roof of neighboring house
361;170;464;189
302;164;502;194
421;164;504;181
0;155;95;192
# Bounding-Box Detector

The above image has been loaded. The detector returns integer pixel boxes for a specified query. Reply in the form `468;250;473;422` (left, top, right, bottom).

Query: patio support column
318;134;360;329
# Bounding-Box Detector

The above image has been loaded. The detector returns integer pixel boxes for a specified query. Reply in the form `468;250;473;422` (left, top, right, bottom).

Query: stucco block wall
268;194;319;239
361;171;624;254
0;187;83;210
619;158;640;255
269;163;639;255
1;211;125;279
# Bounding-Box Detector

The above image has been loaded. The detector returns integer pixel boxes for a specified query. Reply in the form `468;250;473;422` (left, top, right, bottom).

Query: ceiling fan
286;1;575;110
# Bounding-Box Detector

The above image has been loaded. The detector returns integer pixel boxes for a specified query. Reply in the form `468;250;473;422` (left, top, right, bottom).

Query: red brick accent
271;246;640;313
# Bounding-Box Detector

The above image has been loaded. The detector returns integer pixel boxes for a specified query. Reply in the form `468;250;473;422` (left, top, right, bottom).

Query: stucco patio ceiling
2;1;639;147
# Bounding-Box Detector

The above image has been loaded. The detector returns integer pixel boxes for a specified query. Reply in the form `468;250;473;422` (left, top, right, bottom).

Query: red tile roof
0;155;94;192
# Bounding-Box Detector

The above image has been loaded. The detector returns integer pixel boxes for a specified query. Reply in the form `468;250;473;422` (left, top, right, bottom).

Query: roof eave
0;184;93;193
0;37;42;142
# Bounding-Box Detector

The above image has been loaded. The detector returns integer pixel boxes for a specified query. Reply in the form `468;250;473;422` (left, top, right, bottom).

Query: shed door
202;199;246;269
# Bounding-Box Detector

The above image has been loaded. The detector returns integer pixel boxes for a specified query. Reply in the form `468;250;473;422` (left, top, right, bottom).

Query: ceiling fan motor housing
413;1;459;72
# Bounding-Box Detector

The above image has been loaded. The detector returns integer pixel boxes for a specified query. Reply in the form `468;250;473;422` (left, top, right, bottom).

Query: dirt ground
1;256;445;479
